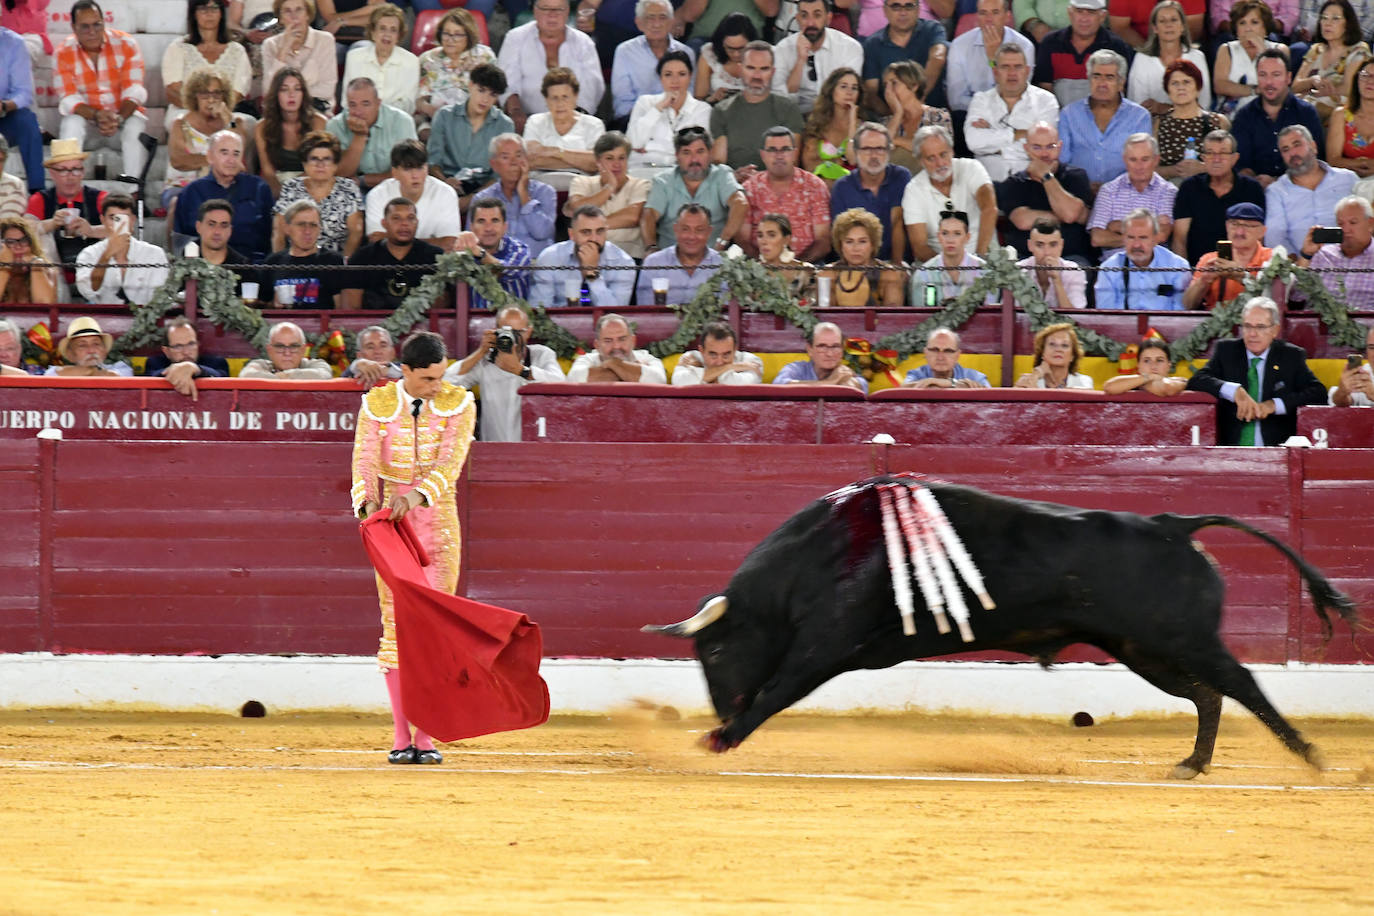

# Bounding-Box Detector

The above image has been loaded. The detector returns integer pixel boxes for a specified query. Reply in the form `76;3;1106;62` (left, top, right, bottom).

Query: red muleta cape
360;511;550;741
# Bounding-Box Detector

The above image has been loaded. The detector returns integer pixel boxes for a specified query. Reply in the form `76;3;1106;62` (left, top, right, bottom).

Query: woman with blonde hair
1015;322;1094;389
0;217;57;304
164;69;254;211
341;3;420;113
818;208;904;307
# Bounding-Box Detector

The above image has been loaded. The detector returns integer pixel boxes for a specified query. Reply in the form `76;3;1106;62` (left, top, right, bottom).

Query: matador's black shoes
415;748;443;765
388;745;418;764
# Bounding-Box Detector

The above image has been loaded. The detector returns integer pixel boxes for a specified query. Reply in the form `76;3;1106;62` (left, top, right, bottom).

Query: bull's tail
1164;514;1360;641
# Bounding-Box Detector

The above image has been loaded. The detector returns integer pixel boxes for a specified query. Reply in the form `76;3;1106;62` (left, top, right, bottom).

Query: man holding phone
1182;202;1272;309
1309;196;1374;309
74;194;168;305
1330;327;1374;407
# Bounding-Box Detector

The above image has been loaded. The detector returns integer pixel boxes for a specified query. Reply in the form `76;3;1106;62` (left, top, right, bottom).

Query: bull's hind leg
1111;643;1224;779
1173;641;1325;772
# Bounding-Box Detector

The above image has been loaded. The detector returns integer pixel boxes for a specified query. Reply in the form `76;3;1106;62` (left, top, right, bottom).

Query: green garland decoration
872;247;1129;361
109;258;247;360
1170;250;1368;366
105;248;1365;369
646;255;816;358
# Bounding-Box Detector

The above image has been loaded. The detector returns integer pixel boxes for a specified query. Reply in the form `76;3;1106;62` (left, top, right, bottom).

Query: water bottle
924;282;938;308
1183;137;1198;161
578;278;591;307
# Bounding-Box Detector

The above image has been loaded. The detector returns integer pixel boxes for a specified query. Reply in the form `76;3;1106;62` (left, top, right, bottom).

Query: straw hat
57;316;113;361
43;138;89;168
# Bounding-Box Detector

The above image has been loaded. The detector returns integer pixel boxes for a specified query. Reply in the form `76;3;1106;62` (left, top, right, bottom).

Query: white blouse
342;43;421;114
1126;48;1212;112
523;111;605;153
626;93;712;169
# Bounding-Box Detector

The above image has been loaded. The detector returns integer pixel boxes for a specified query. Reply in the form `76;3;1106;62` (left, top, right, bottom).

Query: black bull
643;476;1359;779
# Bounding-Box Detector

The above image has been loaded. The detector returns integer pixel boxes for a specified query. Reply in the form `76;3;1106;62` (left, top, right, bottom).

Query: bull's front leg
704;660;844;753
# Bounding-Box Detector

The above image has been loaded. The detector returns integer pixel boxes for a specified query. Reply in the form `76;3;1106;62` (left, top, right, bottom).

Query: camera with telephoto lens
487;326;522;362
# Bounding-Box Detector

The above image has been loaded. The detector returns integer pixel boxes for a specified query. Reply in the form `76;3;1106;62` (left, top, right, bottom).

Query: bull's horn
641;595;728;637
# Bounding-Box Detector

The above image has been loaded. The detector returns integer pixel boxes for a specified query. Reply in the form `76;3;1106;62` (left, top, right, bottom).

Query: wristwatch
520;366;533;380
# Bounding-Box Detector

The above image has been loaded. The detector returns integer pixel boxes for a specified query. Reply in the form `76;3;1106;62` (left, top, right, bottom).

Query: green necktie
1239;356;1260;446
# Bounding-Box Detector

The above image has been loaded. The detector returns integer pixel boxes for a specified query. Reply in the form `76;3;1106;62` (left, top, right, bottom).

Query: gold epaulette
362;382;402;422
431;383;473;417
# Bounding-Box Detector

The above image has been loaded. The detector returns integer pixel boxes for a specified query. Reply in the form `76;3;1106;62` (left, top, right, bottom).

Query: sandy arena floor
1;709;1372;915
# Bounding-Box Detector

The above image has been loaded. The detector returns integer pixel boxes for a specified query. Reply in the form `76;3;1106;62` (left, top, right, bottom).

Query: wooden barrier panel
1;438;1369;665
0;378;367;441
1299;406;1374;448
833;389;1217;446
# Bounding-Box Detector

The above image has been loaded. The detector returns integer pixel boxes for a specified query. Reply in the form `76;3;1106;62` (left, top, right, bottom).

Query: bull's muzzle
641;595;728;637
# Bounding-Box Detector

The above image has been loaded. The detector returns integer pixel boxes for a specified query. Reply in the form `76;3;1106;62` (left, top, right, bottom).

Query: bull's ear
641;594;728;637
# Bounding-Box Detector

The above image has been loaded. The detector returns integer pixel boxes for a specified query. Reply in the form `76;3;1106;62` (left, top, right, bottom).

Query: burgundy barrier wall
0;378;366;441
2;438;1368;665
1299;406;1374;448
519;384;1219;446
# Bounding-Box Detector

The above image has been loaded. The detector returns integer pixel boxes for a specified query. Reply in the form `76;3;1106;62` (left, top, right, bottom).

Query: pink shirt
1;0;50;54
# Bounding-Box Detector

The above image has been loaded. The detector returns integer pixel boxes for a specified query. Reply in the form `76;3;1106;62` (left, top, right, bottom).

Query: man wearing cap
1031;0;1133;106
1182;203;1273;310
54;0;151;185
26;138;109;278
45;316;132;377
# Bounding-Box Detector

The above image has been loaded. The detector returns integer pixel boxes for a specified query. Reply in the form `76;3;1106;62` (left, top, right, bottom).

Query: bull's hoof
1304;745;1328;772
700;727;736;754
1169;761;1210;780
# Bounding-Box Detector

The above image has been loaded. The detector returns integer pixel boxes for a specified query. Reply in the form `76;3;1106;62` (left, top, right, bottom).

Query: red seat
412;7;489;55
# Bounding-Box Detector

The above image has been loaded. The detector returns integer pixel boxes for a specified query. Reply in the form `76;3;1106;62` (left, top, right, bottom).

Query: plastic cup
241;281;260;301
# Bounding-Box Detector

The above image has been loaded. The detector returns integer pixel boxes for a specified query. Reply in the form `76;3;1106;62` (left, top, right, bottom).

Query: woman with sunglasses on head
694;12;757;103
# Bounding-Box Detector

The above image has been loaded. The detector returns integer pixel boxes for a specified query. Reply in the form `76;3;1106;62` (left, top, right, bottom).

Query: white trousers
59;111;150;178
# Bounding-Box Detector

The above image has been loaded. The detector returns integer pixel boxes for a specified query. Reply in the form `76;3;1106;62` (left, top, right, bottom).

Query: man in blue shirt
1057;48;1150;189
902;327;990;388
608;0;693;124
773;321;868;392
1264;124;1356;256
469;134;556;258
1094;208;1191;310
1233;49;1325;186
829;122;910;261
861;0;949;111
530;205;635;308
0;26;43;192
172;130;274;261
637;203;723;305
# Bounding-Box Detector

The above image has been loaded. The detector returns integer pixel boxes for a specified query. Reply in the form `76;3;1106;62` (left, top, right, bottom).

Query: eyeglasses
73;20;105;31
305;154;336;164
439;30;467;40
813;343;844;351
1359;71;1374;82
857;144;889;153
1201;150;1235;158
269;342;306;352
2;236;28;247
1241;323;1275;332
50;166;84;174
197;91;227;99
925;347;958;354
1319;13;1345;21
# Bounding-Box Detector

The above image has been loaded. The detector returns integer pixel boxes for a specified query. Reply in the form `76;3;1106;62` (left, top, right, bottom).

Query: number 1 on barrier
536;416;547;439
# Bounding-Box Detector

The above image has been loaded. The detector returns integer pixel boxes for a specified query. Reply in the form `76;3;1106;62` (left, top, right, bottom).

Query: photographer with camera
1308;197;1374;310
444;304;565;441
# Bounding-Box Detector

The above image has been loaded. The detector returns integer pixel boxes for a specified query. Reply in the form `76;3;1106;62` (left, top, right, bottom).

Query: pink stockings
383;667;435;751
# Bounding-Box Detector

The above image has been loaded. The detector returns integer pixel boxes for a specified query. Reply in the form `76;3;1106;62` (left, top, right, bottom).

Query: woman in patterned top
1157;60;1230;182
1293;0;1370;125
272;131;364;258
415;8;495;137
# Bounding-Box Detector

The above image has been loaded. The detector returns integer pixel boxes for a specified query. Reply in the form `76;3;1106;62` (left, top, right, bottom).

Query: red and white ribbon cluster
876;483;995;642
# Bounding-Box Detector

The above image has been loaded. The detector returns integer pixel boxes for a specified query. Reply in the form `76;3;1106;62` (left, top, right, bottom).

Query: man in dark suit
142;318;230;397
1187;298;1327;446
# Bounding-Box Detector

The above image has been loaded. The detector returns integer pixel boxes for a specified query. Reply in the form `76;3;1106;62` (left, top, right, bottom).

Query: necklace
835;269;867;293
